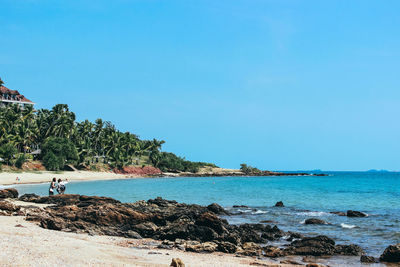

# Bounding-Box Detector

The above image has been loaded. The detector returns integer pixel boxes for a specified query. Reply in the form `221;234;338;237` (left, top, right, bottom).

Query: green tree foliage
41;137;78;170
43;151;62;171
240;163;262;175
158;152;216;173
0;143;17;165
0;102;213;172
15;154;27;169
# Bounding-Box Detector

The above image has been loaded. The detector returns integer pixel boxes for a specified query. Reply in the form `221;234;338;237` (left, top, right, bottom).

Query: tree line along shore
0;102;217;174
0;99;321;178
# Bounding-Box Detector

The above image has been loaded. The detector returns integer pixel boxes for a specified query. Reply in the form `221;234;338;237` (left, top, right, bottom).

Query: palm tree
0;77;4;87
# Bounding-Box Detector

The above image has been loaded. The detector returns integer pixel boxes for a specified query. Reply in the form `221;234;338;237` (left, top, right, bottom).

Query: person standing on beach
49;178;56;196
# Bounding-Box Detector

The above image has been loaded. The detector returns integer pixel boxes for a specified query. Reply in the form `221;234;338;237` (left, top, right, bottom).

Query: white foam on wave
237;209;252;213
296;211;330;217
300;219;306;224
252;210;268;215
341;223;356;229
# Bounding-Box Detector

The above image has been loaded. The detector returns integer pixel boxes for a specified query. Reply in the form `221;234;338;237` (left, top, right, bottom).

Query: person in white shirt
57;178;68;194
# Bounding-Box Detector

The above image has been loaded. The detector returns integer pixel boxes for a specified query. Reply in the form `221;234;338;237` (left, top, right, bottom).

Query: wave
237;209;252;213
295;211;330;217
252;210;268;215
341;223;356;229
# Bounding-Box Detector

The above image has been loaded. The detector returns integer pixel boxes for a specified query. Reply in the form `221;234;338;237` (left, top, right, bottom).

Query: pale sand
0;216;296;267
0;171;130;186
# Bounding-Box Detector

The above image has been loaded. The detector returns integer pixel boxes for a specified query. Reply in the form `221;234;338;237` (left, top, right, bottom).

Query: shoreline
0;216;282;267
0;191;389;266
1;169;325;187
0;170;131;186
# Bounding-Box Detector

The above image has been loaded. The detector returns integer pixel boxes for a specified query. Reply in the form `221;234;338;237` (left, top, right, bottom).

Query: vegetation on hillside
240;163;262;175
0;99;214;172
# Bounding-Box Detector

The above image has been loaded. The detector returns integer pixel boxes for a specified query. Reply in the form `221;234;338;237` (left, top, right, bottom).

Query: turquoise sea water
11;172;400;257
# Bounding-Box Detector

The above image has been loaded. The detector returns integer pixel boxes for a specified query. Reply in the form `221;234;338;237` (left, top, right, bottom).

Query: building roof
0;85;34;104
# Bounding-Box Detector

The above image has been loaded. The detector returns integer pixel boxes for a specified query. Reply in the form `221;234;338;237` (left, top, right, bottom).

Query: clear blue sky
1;0;399;171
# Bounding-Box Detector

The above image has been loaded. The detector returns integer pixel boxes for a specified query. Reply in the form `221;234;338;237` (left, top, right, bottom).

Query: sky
1;0;399;171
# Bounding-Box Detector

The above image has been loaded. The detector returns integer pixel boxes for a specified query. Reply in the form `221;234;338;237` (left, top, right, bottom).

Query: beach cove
1;171;399;266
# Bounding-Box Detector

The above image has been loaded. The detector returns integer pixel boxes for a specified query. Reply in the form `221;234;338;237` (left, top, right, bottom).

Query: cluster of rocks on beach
1;188;399;266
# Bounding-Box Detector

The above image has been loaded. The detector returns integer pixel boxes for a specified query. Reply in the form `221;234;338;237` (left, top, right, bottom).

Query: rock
133;222;158;236
0;188;18;199
304;218;327;225
347;210;368;217
284;235;336;256
306;264;327;267
195;212;227;235
216;241;237;253
170;258;185;267
237;224;267;243
263;246;285;257
334;244;364;256
380;243;400;262
360;255;377;263
233;205;248;208
184;241;217;253
19;194;41;202
202;241;218;253
261;225;285;241
274;201;284;207
17;194;364;259
287;232;304;242
0;200;20;212
207;203;229;215
241;242;262;256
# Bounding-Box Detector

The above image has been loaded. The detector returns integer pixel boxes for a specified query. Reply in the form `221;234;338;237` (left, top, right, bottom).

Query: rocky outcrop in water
346;210;368;217
283;235;363;256
304;218;328;225
274;201;284;207
380;243;400;262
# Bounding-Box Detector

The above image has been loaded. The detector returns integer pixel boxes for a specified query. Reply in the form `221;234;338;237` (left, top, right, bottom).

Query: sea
11;171;400;263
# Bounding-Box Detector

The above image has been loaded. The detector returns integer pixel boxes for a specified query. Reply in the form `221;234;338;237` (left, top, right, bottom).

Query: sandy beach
0;215;292;267
0;171;130;186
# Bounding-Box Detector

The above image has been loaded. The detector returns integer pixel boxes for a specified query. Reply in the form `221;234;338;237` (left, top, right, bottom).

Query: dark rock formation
207;203;229;215
334;244;364;256
0;200;21;215
304;218;327;225
347;210;368;217
14;193;364;259
284;235;336;256
360;255;377;263
274;201;284;207
380;243;400;262
0;188;18;199
232;205;248;208
0;200;20;212
19;194;41;202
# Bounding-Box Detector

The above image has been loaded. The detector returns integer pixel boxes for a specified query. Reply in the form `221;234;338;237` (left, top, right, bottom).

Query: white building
0;85;34;108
